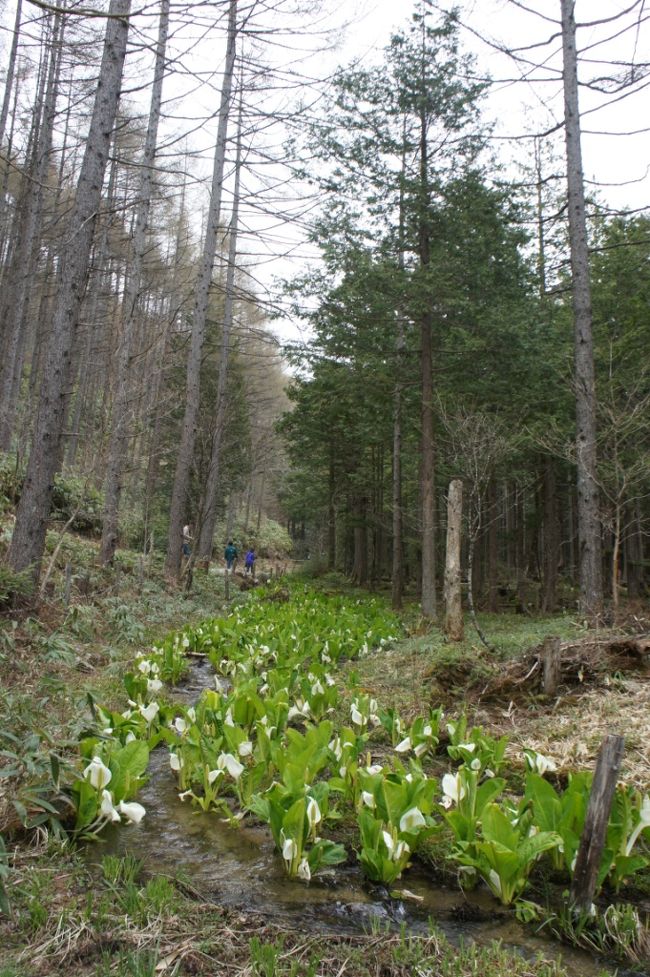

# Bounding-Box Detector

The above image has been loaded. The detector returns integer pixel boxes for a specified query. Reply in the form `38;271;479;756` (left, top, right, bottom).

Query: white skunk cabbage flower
399;807;426;833
282;836;298;865
351;704;365;727
100;789;120;822
117;800;146;824
84;756;112;789
441;772;466;809
217;752;244;780
297;858;311;881
238;741;253;758
139;702;159;724
169;752;183;771
361;791;376;809
306;797;322;829
395;737;412;753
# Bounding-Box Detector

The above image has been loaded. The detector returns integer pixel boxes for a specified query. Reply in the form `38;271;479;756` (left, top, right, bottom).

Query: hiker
182;523;192;558
224;539;238;571
244;547;256;576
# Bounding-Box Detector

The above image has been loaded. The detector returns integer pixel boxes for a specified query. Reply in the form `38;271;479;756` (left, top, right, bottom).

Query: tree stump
542;636;561;695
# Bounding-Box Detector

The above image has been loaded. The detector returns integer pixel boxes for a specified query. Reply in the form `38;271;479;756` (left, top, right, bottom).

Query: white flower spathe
84;756;112;789
238;740;253;758
139;702;159;724
399;807;426;833
306;797;321;828
217;752;244;780
282;837;298;864
297;857;311;881
147;678;163;694
117;800;146;824
361;791;375;809
351;704;364;726
100;789;120;822
441;772;466;808
169;752;183;771
395;737;412;753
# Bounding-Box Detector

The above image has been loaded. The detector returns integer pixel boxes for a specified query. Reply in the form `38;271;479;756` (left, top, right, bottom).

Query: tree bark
542;455;559;612
487;478;498;612
444;479;463;641
419;120;436;618
0;0;23;151
196;93;243;565
7;0;131;582
165;0;238;580
100;0;170;565
560;0;603;619
0;12;63;450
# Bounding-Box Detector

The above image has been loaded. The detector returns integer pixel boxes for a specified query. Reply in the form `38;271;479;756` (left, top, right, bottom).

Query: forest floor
1;535;649;977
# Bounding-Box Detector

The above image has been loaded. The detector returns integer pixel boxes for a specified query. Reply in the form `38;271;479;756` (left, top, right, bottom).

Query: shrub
0;562;34;608
51;474;103;535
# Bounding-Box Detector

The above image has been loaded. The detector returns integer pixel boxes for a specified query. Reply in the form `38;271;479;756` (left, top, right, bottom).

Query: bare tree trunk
542;455;559;612
165;0;238;580
560;0;603;619
196;94;243;565
327;442;336;570
419;185;436;615
351;497;368;585
391;366;403;609
487;478;498;612
444;479;463;641
0;12;62;449
7;0;131;582
100;0;170;565
0;0;23;149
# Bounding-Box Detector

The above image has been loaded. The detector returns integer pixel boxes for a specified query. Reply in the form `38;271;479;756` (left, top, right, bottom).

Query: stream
88;660;647;977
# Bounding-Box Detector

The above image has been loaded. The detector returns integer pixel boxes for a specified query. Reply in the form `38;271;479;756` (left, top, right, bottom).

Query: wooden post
224;567;230;603
63;563;73;608
570;734;625;913
542;636;561;695
444;479;463;641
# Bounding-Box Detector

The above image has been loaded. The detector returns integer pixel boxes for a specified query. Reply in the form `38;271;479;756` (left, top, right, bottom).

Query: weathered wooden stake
570;734;625;913
542;636;561;695
443;479;463;642
63;563;73;608
224;567;230;603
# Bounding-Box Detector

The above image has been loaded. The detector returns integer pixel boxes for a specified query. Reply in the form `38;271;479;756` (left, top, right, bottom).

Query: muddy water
89;661;642;977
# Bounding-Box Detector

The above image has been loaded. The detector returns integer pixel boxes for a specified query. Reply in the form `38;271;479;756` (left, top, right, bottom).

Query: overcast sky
339;0;650;214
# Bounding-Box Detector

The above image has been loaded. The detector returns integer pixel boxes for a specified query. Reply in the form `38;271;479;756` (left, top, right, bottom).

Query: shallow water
88;660;647;977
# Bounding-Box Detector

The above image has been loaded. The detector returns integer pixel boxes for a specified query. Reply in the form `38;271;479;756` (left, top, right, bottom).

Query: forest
1;1;650;976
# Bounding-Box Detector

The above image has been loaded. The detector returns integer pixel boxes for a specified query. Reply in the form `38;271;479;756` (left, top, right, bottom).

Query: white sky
1;0;648;341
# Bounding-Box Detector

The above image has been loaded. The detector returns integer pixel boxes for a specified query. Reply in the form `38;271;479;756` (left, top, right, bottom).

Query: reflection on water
87;661;645;977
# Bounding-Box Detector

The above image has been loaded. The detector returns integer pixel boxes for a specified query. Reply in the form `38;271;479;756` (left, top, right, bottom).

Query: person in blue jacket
244;547;256;576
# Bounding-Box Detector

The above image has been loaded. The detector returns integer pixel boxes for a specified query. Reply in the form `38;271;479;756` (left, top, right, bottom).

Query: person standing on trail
244;547;256;576
224;539;238;571
182;523;192;559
